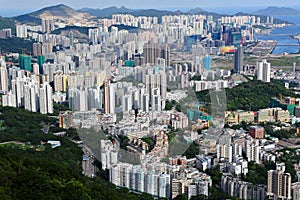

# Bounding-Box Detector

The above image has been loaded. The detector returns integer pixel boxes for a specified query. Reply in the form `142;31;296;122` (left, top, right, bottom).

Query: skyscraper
257;59;271;82
19;55;32;72
203;55;211;70
160;44;170;67
267;169;292;200
42;19;54;33
104;81;110;114
16;25;27;38
0;66;8;92
37;55;45;74
234;46;243;73
39;83;53;114
33;43;42;56
143;44;161;65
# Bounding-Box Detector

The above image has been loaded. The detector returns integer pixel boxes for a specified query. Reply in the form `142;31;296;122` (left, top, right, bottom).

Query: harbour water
255;25;300;54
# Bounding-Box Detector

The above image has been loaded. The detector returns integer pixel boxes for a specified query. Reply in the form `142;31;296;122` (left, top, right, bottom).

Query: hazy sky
1;0;300;16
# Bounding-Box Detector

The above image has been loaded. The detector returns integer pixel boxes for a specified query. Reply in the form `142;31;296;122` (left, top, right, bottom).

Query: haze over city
1;0;300;16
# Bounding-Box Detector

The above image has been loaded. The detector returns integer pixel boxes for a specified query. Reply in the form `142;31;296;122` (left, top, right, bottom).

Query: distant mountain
187;7;207;15
78;6;183;19
12;4;93;24
79;6;133;17
78;6;222;21
10;4;293;26
253;6;300;16
234;12;291;24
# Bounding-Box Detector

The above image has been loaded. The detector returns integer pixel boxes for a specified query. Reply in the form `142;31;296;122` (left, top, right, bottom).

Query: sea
255;15;300;54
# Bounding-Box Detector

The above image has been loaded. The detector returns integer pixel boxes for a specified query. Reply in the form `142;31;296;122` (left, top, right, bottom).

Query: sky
1;0;300;17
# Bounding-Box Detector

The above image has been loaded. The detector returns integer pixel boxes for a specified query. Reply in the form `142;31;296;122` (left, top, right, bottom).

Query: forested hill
0;107;153;200
196;79;297;111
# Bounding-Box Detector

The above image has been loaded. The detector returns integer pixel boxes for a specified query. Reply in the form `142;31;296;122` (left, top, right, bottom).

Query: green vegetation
268;56;300;67
166;126;177;142
190;75;201;81
118;135;129;149
0;37;33;54
241;161;276;185
0;17;15;35
244;56;300;67
183;141;199;159
119;76;140;86
205;166;222;185
226;121;297;140
165;100;173;110
0;107;152;199
175;104;182;112
165;100;181;111
141;137;155;153
109;24;140;32
51;26;92;35
263;123;296;139
277;148;300;182
202;166;239;200
197;79;297;111
0;106;56;143
224;121;252;130
12;14;41;25
53;102;70;116
211;56;233;70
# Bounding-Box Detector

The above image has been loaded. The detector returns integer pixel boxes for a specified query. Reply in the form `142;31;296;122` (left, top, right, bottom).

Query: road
82;145;97;178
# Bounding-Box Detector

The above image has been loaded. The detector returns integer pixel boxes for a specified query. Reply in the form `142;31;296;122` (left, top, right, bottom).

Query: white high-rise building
30;86;37;112
39;83;53;114
122;94;132;112
0;66;8;92
42;19;54;33
24;84;31;111
46;83;53;113
245;140;261;164
217;144;233;163
292;182;300;200
109;83;115;114
130;165;145;193
16;25;27;38
110;163;133;188
100;140;118;170
257;60;271;82
142;94;149;112
158;174;171;198
39;86;47;114
267;169;292;200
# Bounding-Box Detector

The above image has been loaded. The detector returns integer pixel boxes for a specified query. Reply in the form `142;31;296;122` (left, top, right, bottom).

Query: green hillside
0;107;152;200
0;17;15;34
196;79;298;111
0;37;33;54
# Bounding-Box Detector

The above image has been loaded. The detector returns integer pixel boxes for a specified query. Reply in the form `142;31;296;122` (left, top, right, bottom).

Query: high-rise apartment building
39;83;53;114
267;168;292;200
16;25;27;38
33;43;42;56
143;44;170;66
0;66;8;92
234;46;243;73
42;19;55;33
257;59;271;83
203;55;211;70
19;55;32;72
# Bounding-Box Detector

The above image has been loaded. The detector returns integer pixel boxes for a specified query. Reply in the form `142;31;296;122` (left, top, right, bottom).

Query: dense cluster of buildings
1;7;300;200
